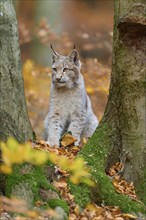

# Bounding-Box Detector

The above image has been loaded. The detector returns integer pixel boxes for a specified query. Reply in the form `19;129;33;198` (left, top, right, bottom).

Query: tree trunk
0;0;34;142
0;3;69;217
105;0;146;197
70;0;146;213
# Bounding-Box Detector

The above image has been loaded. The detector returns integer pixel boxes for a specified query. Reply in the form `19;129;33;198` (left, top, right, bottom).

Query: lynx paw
74;140;80;146
46;140;59;148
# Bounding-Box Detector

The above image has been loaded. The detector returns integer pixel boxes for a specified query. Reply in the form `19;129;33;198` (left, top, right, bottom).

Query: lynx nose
56;76;62;82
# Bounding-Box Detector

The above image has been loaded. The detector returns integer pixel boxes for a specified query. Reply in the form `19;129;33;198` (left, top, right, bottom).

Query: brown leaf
54;179;67;189
69;213;77;220
114;218;124;220
61;134;77;147
73;205;79;215
35;200;43;207
108;162;124;176
121;213;137;219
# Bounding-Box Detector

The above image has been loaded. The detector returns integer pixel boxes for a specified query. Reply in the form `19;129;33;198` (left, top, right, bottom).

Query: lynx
44;45;98;147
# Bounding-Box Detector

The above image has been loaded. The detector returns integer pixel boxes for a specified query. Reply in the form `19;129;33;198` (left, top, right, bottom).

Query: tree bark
0;3;69;217
0;0;34;142
105;0;146;194
70;0;146;213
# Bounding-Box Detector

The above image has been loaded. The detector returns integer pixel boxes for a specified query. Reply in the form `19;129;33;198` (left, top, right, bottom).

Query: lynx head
50;44;81;89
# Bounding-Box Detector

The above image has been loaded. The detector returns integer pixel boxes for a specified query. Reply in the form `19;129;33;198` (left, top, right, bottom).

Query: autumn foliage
0;136;139;220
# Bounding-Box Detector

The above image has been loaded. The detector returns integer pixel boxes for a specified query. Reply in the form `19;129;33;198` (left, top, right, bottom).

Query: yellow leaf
48;152;58;163
27;210;39;219
0;164;12;174
69;157;84;171
61;134;77;147
82;137;87;144
32;151;48;165
1;147;12;165
7;137;18;150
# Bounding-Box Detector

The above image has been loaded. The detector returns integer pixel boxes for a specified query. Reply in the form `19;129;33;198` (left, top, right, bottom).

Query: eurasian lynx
44;45;98;147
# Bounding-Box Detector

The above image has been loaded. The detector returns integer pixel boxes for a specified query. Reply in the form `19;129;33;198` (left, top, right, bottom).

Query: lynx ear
68;49;79;65
50;44;59;63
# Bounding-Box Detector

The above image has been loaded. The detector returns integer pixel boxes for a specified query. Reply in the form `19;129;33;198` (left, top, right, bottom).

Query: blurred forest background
13;0;114;138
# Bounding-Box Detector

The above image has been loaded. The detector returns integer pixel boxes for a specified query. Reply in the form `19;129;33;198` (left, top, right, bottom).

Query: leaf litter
0;134;141;219
34;136;139;219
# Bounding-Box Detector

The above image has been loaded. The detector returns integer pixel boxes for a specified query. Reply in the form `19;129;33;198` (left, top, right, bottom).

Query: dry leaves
35;140;138;219
112;176;137;200
108;162;124;176
53;178;138;220
108;162;138;201
1;138;140;220
34;140;139;219
35;137;82;160
0;196;60;220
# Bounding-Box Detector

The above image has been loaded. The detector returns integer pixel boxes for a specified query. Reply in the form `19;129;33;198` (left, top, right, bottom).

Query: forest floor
0;137;141;220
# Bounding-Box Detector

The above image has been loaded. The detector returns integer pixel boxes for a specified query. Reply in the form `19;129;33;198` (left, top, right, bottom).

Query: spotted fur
44;46;98;146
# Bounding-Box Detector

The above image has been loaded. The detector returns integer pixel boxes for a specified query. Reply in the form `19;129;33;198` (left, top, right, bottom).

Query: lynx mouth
55;81;67;87
53;80;66;84
56;81;66;84
55;82;66;85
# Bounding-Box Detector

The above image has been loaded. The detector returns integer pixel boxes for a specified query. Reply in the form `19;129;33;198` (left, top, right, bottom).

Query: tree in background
0;0;34;142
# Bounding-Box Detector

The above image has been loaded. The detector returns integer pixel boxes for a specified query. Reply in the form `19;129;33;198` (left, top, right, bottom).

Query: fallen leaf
54;179;67;189
121;213;137;219
61;134;77;147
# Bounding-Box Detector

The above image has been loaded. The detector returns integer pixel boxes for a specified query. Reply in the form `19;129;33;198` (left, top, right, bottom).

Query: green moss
48;199;69;214
69;181;91;207
69;124;146;214
93;172;146;213
0;172;6;194
6;163;58;203
80;124;111;169
69;124;111;207
136;169;146;205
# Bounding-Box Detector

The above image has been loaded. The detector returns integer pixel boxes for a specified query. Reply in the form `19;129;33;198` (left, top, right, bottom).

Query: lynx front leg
44;114;63;147
68;111;86;146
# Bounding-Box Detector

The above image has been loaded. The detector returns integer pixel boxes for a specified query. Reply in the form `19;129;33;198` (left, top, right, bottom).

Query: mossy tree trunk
0;2;69;216
0;0;34;142
0;0;34;203
105;0;146;198
70;0;146;214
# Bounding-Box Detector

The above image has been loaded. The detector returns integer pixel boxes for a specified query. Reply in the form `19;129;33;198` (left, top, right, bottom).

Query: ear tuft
50;44;59;63
73;44;76;50
50;43;53;51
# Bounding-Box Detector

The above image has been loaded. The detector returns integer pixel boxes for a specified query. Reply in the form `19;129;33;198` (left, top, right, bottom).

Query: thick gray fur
44;46;98;146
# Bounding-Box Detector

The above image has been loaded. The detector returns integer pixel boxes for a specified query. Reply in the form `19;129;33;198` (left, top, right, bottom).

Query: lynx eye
63;68;69;72
52;68;57;72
